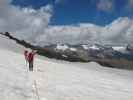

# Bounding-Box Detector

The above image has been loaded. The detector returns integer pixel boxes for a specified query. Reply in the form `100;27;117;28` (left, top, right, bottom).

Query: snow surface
112;46;127;53
89;45;100;50
69;48;77;51
0;35;133;100
56;45;69;51
33;58;133;100
82;45;89;50
0;35;25;52
0;49;33;100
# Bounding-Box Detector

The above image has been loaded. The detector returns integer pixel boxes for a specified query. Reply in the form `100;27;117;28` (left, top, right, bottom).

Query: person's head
25;50;28;53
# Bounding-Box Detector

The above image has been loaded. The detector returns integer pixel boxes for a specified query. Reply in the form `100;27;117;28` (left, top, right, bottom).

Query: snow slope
0;35;38;100
0;35;133;100
0;35;25;52
0;49;33;100
33;58;133;100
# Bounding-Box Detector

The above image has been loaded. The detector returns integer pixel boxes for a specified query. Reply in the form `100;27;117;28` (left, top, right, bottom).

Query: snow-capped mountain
1;32;133;69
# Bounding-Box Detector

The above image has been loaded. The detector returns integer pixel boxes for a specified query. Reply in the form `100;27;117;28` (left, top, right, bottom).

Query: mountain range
1;32;133;70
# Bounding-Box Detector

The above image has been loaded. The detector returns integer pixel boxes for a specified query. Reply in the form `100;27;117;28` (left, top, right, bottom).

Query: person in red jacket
28;50;37;71
24;50;28;65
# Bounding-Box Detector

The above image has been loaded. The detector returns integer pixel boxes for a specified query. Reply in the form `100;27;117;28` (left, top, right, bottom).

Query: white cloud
101;17;133;44
97;0;114;12
0;0;52;42
36;24;102;45
37;17;133;46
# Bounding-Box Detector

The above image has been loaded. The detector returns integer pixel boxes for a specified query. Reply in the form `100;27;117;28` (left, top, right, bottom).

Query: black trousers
29;61;33;71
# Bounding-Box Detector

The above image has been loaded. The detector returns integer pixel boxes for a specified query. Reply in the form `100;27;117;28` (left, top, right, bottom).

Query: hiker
28;50;37;71
24;50;28;65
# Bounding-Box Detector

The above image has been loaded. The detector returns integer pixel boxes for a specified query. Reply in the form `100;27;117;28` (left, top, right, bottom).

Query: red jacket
28;51;36;62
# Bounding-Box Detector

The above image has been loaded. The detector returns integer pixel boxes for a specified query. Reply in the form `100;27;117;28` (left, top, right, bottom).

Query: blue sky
0;0;133;45
12;0;133;26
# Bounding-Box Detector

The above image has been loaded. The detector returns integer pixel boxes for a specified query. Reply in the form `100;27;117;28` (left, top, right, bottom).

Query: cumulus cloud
101;17;133;44
97;0;114;12
0;0;52;42
37;17;133;46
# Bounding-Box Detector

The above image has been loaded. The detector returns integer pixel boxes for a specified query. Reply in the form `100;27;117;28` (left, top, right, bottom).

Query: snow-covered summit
89;45;100;50
112;46;127;53
82;45;89;50
56;44;69;51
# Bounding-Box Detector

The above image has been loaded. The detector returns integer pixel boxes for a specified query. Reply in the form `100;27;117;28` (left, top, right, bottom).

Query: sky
0;0;133;45
12;0;133;26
